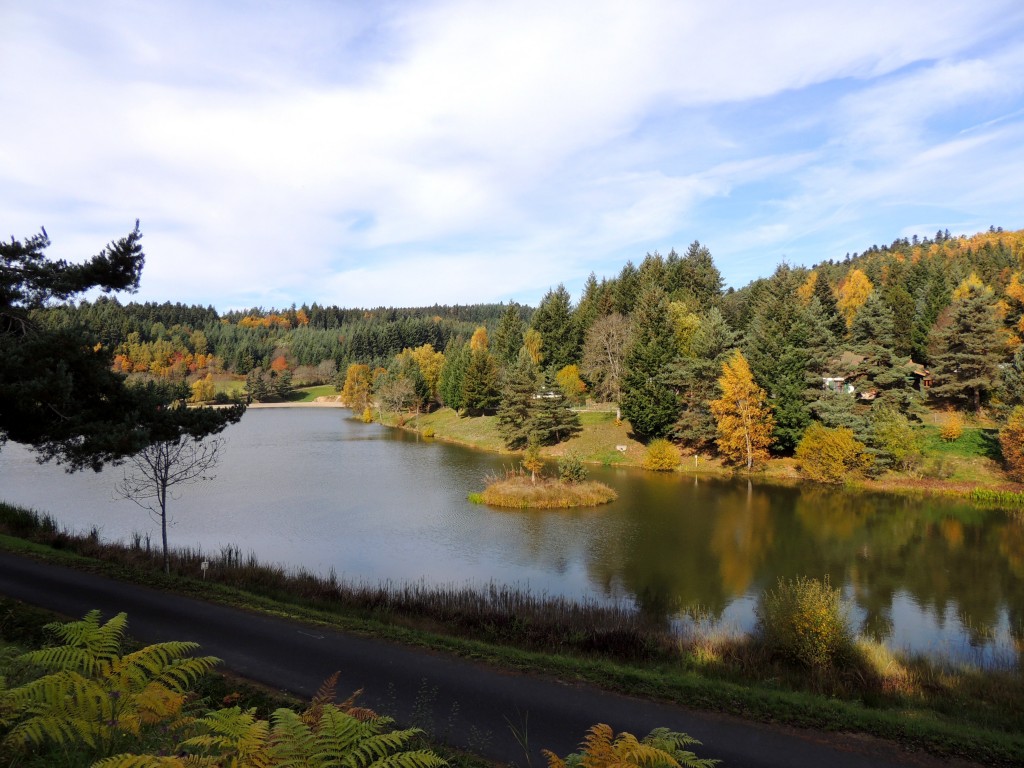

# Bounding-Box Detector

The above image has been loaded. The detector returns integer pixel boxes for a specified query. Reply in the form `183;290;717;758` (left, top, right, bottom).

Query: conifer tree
492;304;525;367
531;368;581;445
667;307;736;451
438;339;470;412
620;283;679;439
497;350;538;449
928;274;1003;413
460;348;501;415
710;350;774;469
531;284;580;371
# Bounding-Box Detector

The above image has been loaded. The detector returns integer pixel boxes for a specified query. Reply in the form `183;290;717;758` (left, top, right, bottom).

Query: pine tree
620;284;679;439
497;350;538;449
928;274;1004;413
710;350;775;469
531;368;581;445
492;304;525;367
667;307;736;451
460;348;501;415
438;339;470;412
531;284;580;371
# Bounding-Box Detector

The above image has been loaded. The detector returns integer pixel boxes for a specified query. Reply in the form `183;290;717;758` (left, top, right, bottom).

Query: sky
3;1;1024;311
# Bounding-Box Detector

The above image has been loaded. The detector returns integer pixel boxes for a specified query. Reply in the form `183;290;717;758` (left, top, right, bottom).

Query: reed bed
479;476;617;509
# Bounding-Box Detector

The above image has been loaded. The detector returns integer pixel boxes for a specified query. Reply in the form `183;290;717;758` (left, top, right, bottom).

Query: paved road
0;550;965;768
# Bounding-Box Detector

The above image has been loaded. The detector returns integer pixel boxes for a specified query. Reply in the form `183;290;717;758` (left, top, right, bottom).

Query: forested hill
34;227;1024;467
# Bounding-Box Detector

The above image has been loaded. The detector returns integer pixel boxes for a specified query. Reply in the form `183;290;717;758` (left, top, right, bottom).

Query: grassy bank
0;503;1020;766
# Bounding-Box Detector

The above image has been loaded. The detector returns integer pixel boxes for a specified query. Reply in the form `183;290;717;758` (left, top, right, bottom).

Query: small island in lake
476;475;617;508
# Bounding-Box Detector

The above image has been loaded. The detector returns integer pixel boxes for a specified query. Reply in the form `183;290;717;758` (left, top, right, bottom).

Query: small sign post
201;560;209;580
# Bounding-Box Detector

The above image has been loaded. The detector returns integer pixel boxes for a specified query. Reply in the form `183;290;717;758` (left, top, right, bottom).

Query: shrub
361;406;373;423
642;438;682;472
422;427;435;438
940;410;964;442
756;575;852;669
869;407;920;471
795;423;871;483
999;405;1024;482
558;451;587;483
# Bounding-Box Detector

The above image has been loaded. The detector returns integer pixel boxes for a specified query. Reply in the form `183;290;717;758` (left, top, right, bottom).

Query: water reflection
0;408;1020;665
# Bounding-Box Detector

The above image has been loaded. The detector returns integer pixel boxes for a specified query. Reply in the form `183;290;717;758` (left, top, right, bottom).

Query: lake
1;407;1021;666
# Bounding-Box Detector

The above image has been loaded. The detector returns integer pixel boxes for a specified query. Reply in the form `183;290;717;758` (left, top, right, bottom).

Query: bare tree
116;436;224;574
581;312;629;419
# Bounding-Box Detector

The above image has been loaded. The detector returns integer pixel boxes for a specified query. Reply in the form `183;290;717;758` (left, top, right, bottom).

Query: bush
795;423;871;483
940;410;964;442
361;406;373;423
558;451;587;483
642;438;682;471
999;406;1024;482
869;407;920;471
756;575;852;668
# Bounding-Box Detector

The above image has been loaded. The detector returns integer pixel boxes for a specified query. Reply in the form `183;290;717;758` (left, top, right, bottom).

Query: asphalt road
0;550;965;768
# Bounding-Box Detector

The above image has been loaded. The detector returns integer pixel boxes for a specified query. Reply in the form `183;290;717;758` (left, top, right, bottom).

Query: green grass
288;384;339;403
920;426;1002;460
0;503;1021;766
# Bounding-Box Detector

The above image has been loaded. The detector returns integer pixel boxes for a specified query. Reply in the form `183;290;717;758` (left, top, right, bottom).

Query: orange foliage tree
710;350;774;470
340;363;372;411
999;406;1024;483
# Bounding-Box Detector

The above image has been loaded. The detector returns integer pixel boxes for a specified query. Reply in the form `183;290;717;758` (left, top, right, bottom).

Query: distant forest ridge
37;225;1024;378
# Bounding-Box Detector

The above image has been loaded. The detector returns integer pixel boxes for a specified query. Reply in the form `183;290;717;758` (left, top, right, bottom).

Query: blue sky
3;1;1024;310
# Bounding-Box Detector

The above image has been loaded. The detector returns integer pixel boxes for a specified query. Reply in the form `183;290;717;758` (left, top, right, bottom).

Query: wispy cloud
2;0;1023;306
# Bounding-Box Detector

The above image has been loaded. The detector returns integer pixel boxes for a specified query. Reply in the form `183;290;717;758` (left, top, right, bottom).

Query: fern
544;724;719;768
1;611;219;759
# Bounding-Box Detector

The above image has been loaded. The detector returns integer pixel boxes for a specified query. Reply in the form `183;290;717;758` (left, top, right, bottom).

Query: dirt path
0;551;979;768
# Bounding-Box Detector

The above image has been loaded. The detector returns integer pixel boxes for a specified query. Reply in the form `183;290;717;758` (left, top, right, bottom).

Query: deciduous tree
710;350;774;469
999;406;1024;482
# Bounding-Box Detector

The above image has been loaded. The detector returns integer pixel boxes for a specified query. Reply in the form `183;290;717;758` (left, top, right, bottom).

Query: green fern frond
180;706;271;764
90;754;197;767
641;729;717;768
368;749;449;768
344;728;422;768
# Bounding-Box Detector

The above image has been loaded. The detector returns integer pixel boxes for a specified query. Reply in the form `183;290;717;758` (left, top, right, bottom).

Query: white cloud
2;0;1023;306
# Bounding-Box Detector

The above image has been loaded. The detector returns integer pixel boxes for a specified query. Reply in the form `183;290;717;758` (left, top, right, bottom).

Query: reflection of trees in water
709;480;774;596
489;467;1024;652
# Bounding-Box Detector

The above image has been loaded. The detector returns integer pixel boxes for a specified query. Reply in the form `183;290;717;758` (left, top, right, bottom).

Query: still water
1;408;1021;665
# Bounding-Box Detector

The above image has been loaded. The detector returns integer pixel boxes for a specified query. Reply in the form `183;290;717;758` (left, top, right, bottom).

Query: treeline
37;227;1024;476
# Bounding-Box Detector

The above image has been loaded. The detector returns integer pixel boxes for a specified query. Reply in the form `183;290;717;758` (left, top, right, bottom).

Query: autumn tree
523;327;544;365
555;364;587;405
581;312;629;410
710;350;774;470
795;423;871;483
835;268;873;329
189;373;216;403
999;406;1024;482
395;343;445;406
928;273;1004;413
469;325;489;352
340;363;373;411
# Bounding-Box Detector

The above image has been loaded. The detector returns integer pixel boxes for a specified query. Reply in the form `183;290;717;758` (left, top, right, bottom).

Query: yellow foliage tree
189;373;216;403
340;363;372;411
469;326;489;352
794;423;872;483
940;409;963;442
666;301;701;355
523;327;544;364
999;406;1024;483
397;343;445;403
796;271;817;306
951;272;987;302
835;268;873;328
555;364;587;404
709;350;774;470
